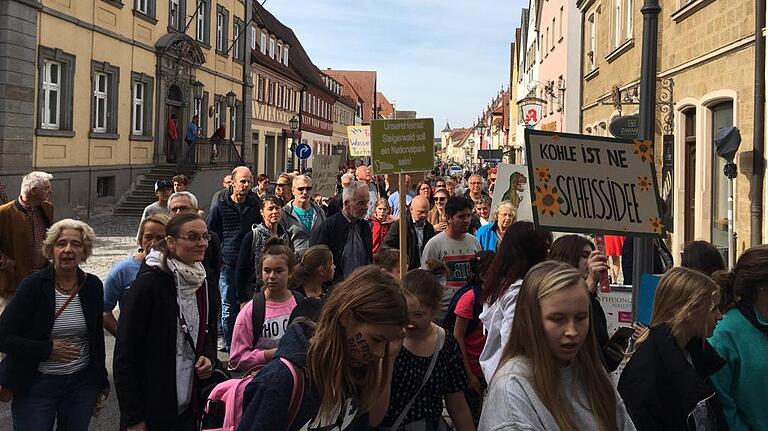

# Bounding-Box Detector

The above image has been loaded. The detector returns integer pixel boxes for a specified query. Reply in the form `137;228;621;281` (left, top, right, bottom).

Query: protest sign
370;119;434;174
311;155;340;198
490;163;533;222
346;126;371;157
524;129;663;236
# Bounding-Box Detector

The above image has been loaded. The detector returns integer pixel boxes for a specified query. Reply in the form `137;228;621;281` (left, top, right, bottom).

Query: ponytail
260;237;296;271
290;245;332;286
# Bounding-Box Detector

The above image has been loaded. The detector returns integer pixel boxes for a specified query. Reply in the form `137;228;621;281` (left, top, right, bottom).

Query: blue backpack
442;282;484;335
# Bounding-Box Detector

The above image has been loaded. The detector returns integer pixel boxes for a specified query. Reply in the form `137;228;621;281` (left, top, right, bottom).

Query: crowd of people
0;166;765;431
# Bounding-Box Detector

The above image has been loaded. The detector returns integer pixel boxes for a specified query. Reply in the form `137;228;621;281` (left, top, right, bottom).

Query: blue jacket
239;322;370;431
475;222;498;251
207;189;263;266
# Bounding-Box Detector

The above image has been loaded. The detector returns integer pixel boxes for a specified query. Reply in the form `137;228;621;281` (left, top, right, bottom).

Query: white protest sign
311;155;340;198
346;126;371;157
525;129;663;236
490;163;534;222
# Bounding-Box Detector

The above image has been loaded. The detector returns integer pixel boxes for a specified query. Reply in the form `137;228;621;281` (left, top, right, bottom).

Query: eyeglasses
176;232;211;242
296;186;313;192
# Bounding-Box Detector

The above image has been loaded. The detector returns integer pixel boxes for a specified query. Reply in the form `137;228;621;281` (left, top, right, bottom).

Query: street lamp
289;115;299;171
225;91;237;108
192;80;204;101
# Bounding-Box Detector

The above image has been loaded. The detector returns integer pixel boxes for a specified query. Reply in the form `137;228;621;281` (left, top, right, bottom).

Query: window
257;76;265;101
233;18;244;61
283;45;289;65
250;25;257;50
683;108;696;243
268;80;274;105
269;37;275;58
559;7;564;40
231;100;241;141
552;18;556;49
216;6;229;54
96;176;116;198
135;0;148;14
214;96;225;130
194;97;202;119
276;41;282;62
587;12;597;71
626;0;633;40
169;0;184;31
200;91;209;135
134;0;155;20
545;27;549;55
710;101;733;251
91;60;120;137
196;0;210;45
130;72;154;138
38;47;75;135
260;31;267;54
614;0;633;47
41;60;61;130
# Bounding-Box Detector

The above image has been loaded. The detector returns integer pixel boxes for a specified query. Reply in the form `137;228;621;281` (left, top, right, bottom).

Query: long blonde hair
644;267;720;343
497;260;618;431
306;265;407;420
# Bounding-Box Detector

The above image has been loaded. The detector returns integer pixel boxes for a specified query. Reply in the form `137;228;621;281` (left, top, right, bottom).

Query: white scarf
166;257;206;295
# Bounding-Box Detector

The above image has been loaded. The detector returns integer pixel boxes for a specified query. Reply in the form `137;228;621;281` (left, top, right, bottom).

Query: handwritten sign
524;129;663;236
346;126;371;157
490;163;533;222
311;155;340;198
370;118;434;174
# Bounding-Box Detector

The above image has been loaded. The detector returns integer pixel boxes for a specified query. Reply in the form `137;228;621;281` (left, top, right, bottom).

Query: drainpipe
751;0;766;246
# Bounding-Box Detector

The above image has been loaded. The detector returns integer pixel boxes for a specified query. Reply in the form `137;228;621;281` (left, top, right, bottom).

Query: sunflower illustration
637;176;651;192
633;140;653;162
551;135;560;141
535;167;551;184
534;184;562;217
649;216;664;234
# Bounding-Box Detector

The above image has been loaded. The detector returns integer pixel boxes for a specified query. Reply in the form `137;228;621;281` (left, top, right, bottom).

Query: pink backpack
202;358;305;431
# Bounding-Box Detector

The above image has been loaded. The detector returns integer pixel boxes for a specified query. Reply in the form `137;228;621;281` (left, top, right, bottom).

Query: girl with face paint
238;266;408;430
378;269;475;431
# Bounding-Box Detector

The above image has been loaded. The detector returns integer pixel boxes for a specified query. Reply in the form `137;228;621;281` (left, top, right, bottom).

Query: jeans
219;265;238;349
12;368;99;431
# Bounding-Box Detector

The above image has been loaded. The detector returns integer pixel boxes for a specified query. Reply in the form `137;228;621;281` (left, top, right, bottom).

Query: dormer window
276;41;282;62
268;37;275;58
283;45;289;65
260;31;267;55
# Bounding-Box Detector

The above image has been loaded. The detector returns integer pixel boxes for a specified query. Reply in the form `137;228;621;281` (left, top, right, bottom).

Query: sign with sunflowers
525;129;663;236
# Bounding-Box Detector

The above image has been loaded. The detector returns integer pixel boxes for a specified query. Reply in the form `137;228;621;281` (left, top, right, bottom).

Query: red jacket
370;215;395;255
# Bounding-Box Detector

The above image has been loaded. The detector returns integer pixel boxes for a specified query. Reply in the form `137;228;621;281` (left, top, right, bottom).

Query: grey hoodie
279;200;327;257
479;356;636;431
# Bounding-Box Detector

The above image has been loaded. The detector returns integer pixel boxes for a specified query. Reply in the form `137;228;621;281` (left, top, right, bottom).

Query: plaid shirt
18;197;48;271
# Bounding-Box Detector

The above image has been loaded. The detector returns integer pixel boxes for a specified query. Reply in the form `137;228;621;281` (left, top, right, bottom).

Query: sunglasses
435;197;447;202
296;186;313;192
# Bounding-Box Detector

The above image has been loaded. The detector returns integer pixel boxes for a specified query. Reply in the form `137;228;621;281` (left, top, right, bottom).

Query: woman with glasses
475;202;516;252
428;188;450;233
114;213;217;430
235;195;294;305
416;181;433;206
103;213;170;336
273;173;294;205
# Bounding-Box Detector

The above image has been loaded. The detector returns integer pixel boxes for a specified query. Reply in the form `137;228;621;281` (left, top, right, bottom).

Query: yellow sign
346;126;371;157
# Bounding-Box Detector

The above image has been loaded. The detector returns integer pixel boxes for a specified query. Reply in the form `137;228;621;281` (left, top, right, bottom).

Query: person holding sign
383;196;436;271
420;197;481;322
479;261;635;431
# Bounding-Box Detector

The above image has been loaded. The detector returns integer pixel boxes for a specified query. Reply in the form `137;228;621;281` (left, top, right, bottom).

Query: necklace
56;280;76;294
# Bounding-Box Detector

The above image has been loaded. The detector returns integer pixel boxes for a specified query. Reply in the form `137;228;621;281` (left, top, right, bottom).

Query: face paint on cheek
347;332;374;366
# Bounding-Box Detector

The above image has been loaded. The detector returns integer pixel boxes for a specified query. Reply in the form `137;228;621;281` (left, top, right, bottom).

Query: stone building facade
578;0;759;260
0;0;250;218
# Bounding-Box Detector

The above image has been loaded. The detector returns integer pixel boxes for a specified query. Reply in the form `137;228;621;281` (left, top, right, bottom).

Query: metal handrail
179;138;244;172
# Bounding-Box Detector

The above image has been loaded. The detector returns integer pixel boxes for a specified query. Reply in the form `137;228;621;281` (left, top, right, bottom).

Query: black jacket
382;217;436;270
309;212;372;281
239;323;370;431
114;265;217;429
207;188;263;266
0;265;108;393
618;325;728;431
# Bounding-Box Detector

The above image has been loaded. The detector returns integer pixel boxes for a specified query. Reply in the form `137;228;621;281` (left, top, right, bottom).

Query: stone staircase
113;164;195;217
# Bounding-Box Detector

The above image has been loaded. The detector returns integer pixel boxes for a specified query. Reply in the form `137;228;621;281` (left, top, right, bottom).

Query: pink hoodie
228;295;298;371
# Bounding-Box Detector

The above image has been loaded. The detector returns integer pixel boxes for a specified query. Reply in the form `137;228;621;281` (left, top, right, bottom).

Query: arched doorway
165;85;184;162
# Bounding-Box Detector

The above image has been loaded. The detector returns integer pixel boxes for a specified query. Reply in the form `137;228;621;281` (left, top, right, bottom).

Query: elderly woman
235;195;294;305
475;202;517;251
428;187;450;232
103;213;169;336
0;219;109;430
114;212;217;430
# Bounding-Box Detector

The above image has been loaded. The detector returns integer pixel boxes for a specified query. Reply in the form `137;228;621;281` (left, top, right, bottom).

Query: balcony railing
179;138;244;171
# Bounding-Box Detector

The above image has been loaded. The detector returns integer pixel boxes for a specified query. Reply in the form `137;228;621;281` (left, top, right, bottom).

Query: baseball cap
155;179;172;192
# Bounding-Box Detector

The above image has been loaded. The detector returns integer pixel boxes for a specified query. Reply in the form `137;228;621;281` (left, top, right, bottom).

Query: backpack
251;290;305;348
442;282;483;335
201;357;305;431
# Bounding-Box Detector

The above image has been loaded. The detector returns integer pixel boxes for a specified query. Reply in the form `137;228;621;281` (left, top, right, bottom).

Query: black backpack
250;289;305;348
442;282;483;335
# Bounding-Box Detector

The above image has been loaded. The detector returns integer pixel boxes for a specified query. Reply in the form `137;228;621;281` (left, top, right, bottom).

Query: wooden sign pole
398;172;408;277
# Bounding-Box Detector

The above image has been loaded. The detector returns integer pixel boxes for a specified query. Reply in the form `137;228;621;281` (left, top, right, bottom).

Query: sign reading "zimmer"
370;118;434;174
524;129;663;236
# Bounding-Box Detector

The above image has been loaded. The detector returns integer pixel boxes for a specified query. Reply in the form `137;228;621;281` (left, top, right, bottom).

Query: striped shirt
38;291;90;375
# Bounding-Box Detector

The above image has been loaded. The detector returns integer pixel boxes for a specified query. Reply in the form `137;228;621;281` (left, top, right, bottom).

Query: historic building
324;69;378;123
326;74;357;162
578;0;760;259
1;0;250;217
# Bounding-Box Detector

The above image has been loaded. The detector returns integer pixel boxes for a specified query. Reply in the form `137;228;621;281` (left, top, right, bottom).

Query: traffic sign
295;143;312;160
370;118;434;174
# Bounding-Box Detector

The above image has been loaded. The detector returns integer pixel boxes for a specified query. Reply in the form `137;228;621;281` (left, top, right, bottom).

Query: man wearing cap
140;179;172;223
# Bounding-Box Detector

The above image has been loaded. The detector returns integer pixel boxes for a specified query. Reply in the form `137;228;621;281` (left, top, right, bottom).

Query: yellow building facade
579;0;759;261
1;0;249;217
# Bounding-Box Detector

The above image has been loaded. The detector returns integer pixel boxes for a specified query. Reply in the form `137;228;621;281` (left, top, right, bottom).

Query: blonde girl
618;267;725;430
480;260;634;431
239;265;408;430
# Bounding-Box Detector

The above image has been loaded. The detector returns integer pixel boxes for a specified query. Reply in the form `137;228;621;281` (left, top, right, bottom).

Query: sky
262;0;528;134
